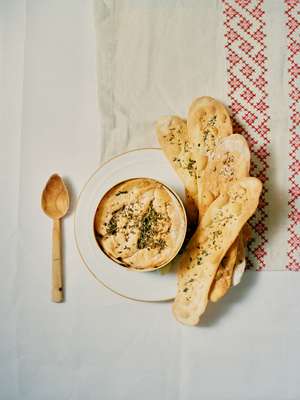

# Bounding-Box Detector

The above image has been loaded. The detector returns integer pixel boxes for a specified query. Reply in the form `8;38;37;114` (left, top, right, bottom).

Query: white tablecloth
0;1;299;399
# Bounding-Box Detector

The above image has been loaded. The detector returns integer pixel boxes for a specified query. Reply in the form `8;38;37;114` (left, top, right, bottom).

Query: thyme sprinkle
208;115;217;126
137;201;166;251
106;215;118;235
115;190;128;196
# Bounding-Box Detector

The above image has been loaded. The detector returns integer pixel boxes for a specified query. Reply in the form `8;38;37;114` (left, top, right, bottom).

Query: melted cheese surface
94;178;186;270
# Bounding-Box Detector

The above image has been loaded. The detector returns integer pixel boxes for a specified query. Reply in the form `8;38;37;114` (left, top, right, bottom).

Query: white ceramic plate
74;148;186;302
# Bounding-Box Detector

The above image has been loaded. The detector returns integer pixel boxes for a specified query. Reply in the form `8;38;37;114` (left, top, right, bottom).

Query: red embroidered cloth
95;0;300;270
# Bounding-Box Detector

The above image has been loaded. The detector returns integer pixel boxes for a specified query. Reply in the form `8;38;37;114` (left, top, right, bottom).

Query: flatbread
186;98;244;300
187;96;233;215
156;116;198;224
173;177;262;326
210;224;251;299
201;134;250;301
198;134;251;216
188;96;233;155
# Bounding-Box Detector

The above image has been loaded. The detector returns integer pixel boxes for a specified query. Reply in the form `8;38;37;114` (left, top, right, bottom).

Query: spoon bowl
41;174;70;302
42;174;69;219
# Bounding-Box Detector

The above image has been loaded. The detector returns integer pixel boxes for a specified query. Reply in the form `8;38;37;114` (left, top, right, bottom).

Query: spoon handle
52;218;63;302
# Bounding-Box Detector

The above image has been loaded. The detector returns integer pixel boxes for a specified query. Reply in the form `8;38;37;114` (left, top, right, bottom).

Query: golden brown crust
172;177;262;326
94;178;186;271
242;223;252;243
184;188;198;230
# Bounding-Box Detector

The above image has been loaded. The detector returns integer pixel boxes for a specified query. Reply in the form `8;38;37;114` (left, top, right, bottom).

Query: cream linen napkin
94;0;300;271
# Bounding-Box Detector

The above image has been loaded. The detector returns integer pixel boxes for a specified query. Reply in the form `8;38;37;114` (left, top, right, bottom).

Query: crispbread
187;97;233;216
201;134;250;300
173;177;262;326
156;116;198;224
168;101;249;301
186;99;246;297
187;97;233;157
198;134;251;216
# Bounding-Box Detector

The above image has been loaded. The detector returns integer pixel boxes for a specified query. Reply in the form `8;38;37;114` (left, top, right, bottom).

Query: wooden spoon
41;174;70;302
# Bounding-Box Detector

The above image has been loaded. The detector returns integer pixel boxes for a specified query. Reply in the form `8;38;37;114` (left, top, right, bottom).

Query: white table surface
0;1;299;399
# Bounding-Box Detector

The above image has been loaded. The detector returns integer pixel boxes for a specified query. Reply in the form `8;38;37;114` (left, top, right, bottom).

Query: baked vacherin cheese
94;178;186;271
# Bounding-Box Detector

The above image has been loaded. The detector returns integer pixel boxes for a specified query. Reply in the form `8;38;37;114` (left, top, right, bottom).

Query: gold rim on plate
74;147;179;303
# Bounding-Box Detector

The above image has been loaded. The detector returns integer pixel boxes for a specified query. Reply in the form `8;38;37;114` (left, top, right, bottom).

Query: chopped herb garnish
115;190;128;196
203;130;209;142
187;158;196;170
187;158;196;177
208;115;217;126
106;215;118;235
106;205;125;235
137;201;167;251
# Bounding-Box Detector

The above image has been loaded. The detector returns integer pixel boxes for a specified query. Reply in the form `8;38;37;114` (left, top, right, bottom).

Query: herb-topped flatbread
156;116;198;225
173;177;262;326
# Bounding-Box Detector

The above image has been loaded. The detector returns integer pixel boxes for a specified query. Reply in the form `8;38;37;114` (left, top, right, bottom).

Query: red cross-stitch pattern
223;0;271;270
285;0;300;271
